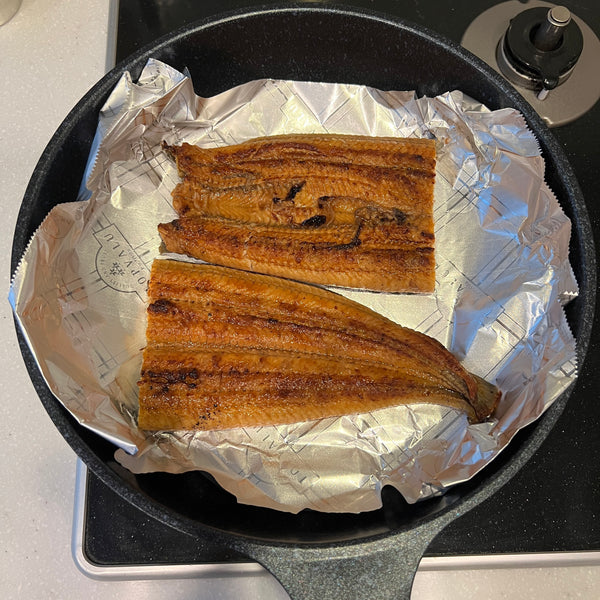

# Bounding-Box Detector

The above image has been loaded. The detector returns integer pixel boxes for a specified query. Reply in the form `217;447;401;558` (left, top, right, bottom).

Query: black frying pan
11;5;596;599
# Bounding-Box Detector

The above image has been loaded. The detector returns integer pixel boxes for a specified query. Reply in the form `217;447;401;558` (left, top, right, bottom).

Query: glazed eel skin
137;259;500;431
159;134;437;293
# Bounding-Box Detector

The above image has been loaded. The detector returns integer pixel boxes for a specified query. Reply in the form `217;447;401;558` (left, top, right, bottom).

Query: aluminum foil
9;59;578;513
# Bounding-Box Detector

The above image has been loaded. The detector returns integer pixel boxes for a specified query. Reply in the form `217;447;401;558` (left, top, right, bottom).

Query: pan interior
13;7;592;545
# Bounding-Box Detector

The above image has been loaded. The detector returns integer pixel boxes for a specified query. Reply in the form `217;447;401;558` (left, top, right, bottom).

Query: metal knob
461;1;600;126
496;6;584;98
533;6;571;51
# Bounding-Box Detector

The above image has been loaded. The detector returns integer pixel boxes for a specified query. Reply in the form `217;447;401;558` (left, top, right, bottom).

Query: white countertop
1;1;598;598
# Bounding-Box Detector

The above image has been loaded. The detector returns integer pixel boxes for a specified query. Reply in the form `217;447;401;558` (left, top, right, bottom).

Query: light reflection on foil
10;59;577;513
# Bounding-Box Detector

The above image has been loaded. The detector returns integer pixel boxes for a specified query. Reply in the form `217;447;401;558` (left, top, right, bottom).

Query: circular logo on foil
94;224;149;299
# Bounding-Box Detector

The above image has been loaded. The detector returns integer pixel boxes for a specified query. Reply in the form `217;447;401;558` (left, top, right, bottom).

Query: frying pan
11;5;596;599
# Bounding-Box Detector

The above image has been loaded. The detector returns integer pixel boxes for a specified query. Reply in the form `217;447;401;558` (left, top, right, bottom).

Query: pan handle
232;519;446;600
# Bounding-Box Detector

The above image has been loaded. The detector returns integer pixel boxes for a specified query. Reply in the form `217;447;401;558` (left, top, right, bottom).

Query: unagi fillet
166;133;436;177
160;134;437;293
158;213;434;293
137;259;499;431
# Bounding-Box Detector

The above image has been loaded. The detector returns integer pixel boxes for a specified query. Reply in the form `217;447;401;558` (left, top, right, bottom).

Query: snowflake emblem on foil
109;262;125;277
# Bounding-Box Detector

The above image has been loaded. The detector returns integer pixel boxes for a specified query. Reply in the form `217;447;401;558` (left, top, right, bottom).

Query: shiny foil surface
9;59;577;513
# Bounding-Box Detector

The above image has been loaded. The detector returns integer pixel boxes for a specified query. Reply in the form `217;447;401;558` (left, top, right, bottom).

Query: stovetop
78;0;600;572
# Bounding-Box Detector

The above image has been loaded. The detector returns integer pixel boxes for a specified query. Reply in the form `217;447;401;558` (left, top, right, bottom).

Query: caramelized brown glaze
160;134;437;293
138;259;499;431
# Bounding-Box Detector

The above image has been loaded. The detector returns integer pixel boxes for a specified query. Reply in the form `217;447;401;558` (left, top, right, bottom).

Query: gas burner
462;1;600;126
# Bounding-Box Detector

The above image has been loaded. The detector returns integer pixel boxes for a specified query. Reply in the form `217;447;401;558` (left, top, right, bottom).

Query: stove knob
532;5;571;51
497;6;584;100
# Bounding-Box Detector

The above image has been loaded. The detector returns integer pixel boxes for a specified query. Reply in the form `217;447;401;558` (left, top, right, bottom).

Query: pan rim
11;3;596;550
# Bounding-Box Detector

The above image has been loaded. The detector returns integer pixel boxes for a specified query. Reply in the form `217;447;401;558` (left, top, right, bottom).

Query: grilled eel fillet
159;134;437;293
137;259;499;431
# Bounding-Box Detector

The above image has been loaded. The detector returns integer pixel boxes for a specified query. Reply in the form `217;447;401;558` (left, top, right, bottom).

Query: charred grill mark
327;221;364;250
393;209;408;224
299;215;327;228
285;181;305;201
143;367;199;386
148;298;177;314
272;181;306;206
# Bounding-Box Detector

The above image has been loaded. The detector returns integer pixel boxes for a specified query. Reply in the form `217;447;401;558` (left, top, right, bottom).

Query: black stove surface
83;0;600;568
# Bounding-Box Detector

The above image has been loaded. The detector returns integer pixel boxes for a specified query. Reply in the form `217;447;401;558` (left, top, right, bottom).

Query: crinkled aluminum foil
9;59;578;513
